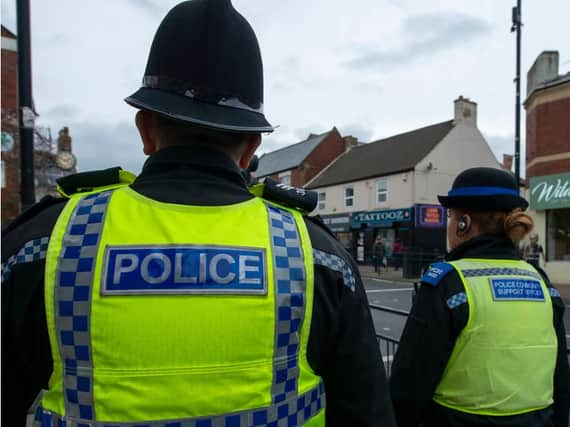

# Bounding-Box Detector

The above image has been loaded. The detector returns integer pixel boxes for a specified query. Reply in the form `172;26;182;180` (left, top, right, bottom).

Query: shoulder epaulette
56;167;136;197
250;178;317;213
420;262;455;287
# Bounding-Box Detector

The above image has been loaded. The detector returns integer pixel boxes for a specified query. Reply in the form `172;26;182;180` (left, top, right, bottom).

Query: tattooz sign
530;172;570;210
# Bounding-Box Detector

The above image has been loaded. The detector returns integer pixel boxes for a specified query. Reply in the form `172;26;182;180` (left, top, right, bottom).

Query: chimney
453;96;477;127
527;51;559;96
502;154;513;171
57;127;72;152
343;135;358;152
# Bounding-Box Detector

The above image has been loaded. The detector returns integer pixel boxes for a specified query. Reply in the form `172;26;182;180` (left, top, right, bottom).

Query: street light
511;1;522;192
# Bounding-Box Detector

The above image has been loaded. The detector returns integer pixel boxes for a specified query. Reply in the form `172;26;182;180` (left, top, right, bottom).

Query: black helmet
125;0;274;133
438;167;528;211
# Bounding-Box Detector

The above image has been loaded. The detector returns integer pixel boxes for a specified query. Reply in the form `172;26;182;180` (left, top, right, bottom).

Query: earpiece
457;218;467;231
457;215;469;233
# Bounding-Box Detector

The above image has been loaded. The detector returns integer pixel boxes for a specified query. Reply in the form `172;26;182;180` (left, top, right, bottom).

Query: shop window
377;179;388;203
318;192;326;210
345;187;354;207
547;209;570;261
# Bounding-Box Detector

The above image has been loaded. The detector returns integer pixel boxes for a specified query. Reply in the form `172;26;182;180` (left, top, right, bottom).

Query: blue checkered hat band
33;381;325;426
54;191;113;421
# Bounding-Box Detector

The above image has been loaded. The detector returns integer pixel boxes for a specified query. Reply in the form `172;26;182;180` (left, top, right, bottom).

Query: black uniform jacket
390;235;570;427
1;146;396;427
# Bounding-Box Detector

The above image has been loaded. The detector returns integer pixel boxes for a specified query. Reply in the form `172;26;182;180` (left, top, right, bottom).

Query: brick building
2;26;20;222
254;127;353;188
1;25;77;226
524;51;570;285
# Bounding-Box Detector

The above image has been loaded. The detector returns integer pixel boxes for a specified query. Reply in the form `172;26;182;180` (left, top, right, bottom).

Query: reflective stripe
1;237;49;282
549;288;561;298
266;204;306;403
462;268;540;279
55;191;113;421
34;381;325;427
313;249;355;292
447;292;467;309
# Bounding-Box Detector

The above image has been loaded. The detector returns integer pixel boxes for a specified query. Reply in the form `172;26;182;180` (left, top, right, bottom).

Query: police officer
390;167;570;427
1;1;395;426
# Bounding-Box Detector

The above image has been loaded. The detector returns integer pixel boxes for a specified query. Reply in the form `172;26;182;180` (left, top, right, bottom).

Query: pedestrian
390;167;569;427
524;232;545;269
393;238;404;271
373;236;386;274
1;1;396;426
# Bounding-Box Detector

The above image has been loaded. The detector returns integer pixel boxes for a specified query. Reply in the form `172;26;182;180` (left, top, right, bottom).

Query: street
363;277;570;357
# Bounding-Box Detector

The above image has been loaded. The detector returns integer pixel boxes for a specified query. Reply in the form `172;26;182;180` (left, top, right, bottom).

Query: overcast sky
2;0;569;174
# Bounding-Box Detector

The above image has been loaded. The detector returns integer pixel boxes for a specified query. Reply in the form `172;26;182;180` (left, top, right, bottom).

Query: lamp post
511;0;522;192
17;0;36;211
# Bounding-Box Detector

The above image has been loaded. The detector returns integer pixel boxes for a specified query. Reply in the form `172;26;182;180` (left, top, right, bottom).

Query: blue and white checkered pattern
549;288;560;298
462;268;540;279
1;237;49;282
54;191;113;421
34;381;325;427
446;292;468;309
266;204;306;405
312;249;356;292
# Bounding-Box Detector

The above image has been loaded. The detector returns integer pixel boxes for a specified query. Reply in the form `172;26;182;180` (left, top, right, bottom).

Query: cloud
337;123;374;142
345;12;492;69
68;120;146;173
125;0;163;15
42;104;80;121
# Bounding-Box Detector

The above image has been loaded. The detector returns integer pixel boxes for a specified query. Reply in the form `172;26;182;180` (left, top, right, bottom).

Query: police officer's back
1;1;395;426
390;168;570;427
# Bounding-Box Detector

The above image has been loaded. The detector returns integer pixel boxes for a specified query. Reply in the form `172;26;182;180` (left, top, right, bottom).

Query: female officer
390;167;569;427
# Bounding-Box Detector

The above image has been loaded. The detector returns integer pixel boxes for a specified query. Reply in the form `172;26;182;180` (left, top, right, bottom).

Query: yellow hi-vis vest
433;258;557;416
35;186;325;426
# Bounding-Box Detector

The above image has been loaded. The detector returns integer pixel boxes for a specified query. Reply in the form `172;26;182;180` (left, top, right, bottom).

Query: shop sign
416;205;446;228
352;208;412;227
530;172;570;210
320;213;351;232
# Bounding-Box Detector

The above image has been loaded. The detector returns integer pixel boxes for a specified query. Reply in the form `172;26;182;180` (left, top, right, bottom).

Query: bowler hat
125;0;274;133
438;167;528;211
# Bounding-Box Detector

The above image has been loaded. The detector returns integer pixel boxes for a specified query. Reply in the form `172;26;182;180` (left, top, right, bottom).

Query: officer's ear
238;134;261;170
135;110;159;155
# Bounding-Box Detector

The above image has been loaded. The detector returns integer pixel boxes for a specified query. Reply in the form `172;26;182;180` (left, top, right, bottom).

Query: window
1;160;4;189
280;174;291;186
344;187;354;207
547;209;570;261
377;179;388;203
318;192;326;210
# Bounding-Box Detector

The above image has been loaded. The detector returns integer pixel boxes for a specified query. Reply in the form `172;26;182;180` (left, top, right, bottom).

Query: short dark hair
153;113;252;148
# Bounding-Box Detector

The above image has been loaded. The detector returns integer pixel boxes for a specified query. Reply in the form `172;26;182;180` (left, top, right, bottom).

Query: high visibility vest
433;258;557;416
35;186;325;426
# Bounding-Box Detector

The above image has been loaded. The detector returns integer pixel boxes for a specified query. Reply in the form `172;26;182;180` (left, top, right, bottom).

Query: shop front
320;213;353;253
351;208;413;263
529;172;570;285
414;204;447;253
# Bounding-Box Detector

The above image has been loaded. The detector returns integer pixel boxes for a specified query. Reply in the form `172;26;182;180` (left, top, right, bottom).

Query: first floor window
376;179;388;203
318;192;326;210
345;187;354;207
547;209;570;261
